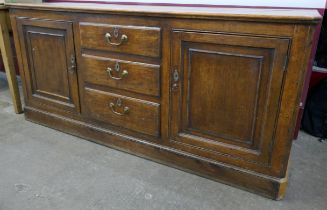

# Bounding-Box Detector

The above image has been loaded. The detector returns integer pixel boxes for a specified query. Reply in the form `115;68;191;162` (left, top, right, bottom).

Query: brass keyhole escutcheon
115;62;120;72
113;27;120;38
172;69;179;91
116;98;122;107
68;54;76;74
173;69;179;82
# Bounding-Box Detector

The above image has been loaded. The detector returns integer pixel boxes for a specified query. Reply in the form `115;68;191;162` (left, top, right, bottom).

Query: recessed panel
187;49;262;143
29;32;70;102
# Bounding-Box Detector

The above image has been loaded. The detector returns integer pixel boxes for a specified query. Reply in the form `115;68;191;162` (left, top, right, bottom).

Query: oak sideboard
8;2;321;199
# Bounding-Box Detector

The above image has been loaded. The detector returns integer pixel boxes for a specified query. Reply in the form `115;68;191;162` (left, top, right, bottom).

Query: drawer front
84;88;160;137
79;23;161;57
82;55;160;96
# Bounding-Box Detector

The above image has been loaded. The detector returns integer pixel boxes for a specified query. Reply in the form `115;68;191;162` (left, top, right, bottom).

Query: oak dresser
7;2;321;199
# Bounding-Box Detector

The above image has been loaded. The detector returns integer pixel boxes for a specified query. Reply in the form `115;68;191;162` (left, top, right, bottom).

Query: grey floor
0;73;326;210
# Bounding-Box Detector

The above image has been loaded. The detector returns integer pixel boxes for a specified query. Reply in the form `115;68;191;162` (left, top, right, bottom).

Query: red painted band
45;0;323;10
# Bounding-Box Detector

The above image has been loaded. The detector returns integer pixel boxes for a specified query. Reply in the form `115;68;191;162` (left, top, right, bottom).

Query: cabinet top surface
7;2;321;23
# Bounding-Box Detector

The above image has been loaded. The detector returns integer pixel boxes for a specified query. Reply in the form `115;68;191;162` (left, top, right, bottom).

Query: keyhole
116;98;122;107
71;55;75;63
173;70;179;82
114;27;119;38
115;62;120;72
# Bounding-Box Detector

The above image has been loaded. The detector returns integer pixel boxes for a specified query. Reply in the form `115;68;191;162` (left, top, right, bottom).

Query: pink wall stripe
46;0;327;9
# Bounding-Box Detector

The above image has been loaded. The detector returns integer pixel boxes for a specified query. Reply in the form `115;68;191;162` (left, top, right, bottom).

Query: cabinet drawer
79;23;161;57
82;55;160;96
84;88;160;137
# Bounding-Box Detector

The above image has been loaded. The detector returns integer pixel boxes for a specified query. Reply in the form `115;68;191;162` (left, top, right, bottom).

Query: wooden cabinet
9;3;321;199
16;18;80;113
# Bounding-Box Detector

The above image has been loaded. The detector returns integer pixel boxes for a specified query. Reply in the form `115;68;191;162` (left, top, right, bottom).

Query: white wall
84;0;326;8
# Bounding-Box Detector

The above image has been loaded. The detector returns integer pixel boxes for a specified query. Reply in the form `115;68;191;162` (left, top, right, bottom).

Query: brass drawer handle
106;62;128;80
105;32;128;46
109;98;129;116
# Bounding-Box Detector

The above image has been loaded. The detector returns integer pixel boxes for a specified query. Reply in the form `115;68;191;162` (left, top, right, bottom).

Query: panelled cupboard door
170;30;290;175
16;18;80;113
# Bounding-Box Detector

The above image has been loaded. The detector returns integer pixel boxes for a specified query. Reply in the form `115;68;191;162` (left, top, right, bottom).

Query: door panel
17;18;80;113
170;31;290;172
29;31;70;102
186;46;265;145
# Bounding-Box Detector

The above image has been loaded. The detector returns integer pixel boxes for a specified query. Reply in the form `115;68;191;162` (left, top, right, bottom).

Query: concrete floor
0;73;326;210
